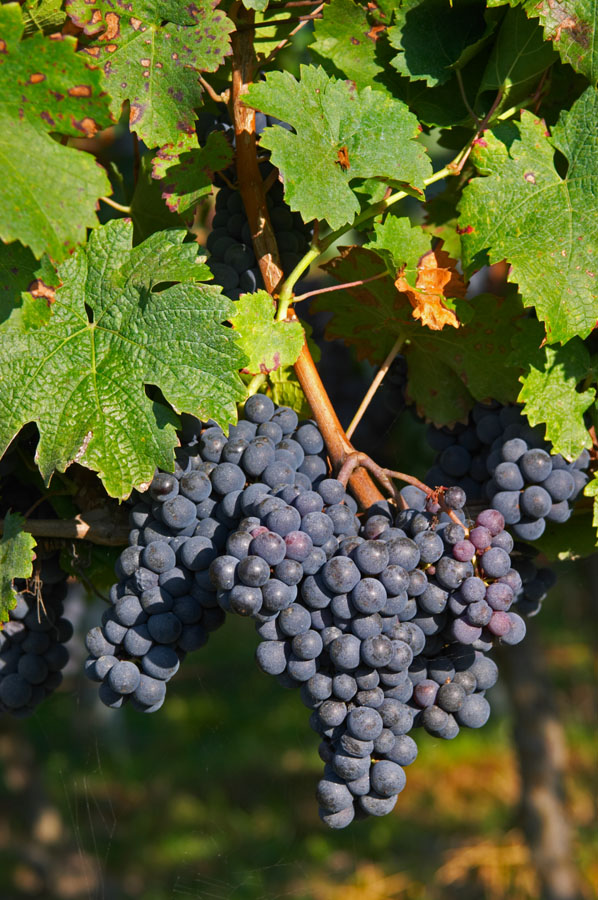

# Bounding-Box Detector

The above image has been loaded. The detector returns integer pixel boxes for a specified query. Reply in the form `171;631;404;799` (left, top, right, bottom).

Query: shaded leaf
152;131;233;215
423;177;464;260
243;0;269;10
245;65;431;230
130;154;186;245
66;0;234;147
0;242;38;325
534;505;597;559
267;367;312;418
389;0;493;87
458;88;598;343
0;511;36;624
0;3;112;260
317;246;523;423
391;49;488;128
229;291;304;376
252;8;302;62
489;0;598;85
478;5;558;109
0;220;246;499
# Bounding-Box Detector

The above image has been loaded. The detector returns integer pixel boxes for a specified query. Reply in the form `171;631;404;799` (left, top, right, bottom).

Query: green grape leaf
488;0;598;85
229;291;304;376
458;87;598;344
365;214;431;278
65;0;234;147
21;0;66;35
317;246;523;423
130;155;186;245
0;220;246;499
9;256;61;333
245;65;432;230
152;131;233;215
243;0;269;10
262;320;318;417
0;3;112;260
309;0;387;92
478;5;559;109
510;323;595;459
267;368;312;419
0;511;36;623
389;0;493;87
585;474;598;546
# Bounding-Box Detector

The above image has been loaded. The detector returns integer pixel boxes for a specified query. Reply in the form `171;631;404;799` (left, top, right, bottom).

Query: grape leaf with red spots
0;3;112;260
66;0;234;147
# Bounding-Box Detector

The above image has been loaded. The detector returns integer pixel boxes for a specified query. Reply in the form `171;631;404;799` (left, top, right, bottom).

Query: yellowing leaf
395;246;464;330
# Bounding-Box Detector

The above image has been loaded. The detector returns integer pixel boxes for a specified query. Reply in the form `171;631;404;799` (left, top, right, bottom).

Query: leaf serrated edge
0;510;37;623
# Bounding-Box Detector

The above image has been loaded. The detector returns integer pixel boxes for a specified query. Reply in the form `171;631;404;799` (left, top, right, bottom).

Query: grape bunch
426;402;589;540
0;556;71;716
210;468;525;827
84;394;336;710
87;396;538;829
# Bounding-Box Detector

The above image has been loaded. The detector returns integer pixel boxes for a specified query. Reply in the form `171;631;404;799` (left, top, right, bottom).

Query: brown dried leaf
395;246;465;330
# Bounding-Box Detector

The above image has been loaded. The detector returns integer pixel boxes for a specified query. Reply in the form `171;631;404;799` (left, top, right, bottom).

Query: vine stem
100;196;131;214
246;373;267;396
291;271;388;306
198;74;229;105
346;335;404;440
291;331;384;508
230;16;383;509
237;13;323;30
261;3;325;68
0;515;129;546
447;89;504;176
455;68;480;127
